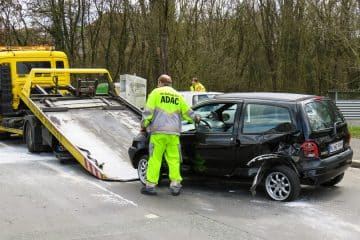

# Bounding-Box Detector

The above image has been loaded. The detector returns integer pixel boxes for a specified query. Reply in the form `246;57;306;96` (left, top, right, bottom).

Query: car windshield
193;94;217;105
305;100;345;132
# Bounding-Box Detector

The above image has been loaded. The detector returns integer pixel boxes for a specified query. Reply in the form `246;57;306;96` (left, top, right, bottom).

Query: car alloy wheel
264;165;300;201
265;171;291;201
137;155;148;185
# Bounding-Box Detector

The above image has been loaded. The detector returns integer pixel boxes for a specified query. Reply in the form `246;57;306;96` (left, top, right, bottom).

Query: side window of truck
56;61;64;68
16;61;51;75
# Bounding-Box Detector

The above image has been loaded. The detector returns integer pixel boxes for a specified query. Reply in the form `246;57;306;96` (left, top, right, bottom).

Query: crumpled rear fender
247;154;299;196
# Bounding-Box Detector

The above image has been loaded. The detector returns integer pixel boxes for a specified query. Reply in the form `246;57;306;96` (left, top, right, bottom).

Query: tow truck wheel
25;122;43;153
25;123;36;152
0;132;10;140
264;165;300;202
137;155;148;185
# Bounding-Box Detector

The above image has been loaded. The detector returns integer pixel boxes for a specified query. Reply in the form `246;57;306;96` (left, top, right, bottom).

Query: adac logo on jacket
160;92;179;105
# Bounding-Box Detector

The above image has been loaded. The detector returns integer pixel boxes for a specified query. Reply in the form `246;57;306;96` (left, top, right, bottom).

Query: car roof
214;92;318;102
179;91;223;96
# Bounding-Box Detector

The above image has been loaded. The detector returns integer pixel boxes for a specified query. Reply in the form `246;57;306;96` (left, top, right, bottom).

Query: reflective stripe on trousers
146;133;182;184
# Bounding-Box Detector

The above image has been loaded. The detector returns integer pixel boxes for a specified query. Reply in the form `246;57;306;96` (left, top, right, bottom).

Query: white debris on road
0;140;55;164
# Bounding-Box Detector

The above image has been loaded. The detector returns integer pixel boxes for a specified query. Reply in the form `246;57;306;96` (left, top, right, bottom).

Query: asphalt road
1;138;360;240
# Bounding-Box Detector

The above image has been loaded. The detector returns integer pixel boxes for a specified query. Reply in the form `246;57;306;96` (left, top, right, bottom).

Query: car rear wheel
321;173;344;187
264;165;300;202
137;155;148;185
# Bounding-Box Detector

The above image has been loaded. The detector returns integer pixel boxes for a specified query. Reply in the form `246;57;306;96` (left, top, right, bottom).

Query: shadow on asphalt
156;174;347;202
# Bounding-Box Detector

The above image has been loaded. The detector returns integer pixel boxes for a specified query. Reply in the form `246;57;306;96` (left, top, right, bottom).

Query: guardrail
336;100;360;120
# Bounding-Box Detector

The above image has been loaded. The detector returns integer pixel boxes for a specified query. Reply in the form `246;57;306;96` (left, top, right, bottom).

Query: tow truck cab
0;46;70;113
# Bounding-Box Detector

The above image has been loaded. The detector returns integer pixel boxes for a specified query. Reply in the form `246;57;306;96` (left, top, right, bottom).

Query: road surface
1;138;359;240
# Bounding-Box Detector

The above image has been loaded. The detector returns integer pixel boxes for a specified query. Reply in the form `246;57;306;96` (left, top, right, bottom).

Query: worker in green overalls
141;74;199;196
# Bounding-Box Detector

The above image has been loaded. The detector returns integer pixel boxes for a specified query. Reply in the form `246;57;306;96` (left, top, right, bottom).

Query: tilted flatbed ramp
19;68;142;181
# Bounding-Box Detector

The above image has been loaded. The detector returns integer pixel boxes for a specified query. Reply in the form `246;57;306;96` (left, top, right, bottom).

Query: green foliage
1;0;359;95
349;126;360;139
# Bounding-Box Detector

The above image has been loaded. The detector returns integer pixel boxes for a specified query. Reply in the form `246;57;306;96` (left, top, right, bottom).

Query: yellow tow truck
0;46;141;181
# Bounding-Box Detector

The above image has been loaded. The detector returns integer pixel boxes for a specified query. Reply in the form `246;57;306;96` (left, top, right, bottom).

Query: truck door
192;102;241;175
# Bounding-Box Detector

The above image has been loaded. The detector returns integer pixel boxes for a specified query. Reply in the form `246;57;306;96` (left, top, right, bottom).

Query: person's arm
141;91;156;128
180;95;199;123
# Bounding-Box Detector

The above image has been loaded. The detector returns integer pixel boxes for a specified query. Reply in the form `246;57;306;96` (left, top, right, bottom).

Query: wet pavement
0;138;359;240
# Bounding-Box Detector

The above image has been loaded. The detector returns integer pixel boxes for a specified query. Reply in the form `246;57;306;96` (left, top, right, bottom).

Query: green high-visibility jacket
190;82;206;92
142;86;194;135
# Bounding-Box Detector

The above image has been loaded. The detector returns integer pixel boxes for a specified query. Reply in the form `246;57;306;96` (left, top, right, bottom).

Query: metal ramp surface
24;95;142;181
46;108;140;180
17;68;142;181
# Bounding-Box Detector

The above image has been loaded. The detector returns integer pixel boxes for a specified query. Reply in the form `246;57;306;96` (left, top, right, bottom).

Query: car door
237;102;295;169
190;101;241;175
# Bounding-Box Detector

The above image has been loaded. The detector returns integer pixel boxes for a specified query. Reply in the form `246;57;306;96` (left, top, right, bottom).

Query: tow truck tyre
321;172;345;187
25;121;43;153
137;155;148;185
0;132;10;140
264;165;300;202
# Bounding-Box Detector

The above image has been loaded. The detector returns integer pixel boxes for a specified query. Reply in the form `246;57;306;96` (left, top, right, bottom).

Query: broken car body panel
129;92;353;200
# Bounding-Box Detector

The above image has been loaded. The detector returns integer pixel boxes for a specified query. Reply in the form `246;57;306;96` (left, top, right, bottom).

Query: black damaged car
128;92;353;201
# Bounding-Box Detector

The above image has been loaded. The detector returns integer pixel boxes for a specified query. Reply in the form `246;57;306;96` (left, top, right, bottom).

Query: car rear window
304;100;345;131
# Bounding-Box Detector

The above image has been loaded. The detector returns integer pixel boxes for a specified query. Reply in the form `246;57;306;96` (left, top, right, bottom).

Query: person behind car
190;77;206;92
141;74;199;196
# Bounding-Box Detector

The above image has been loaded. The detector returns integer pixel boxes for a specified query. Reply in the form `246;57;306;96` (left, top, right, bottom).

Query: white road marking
1;141;138;207
89;181;138;207
39;161;138;207
0;141;55;163
201;207;215;212
145;214;159;219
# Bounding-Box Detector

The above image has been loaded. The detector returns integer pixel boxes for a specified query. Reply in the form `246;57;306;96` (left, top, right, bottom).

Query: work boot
141;186;157;195
170;181;182;196
170;186;181;196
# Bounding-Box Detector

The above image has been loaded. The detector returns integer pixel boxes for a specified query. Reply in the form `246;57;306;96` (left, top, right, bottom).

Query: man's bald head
158;74;172;86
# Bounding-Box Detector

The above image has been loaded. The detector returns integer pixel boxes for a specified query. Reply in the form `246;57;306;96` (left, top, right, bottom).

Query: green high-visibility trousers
146;133;182;184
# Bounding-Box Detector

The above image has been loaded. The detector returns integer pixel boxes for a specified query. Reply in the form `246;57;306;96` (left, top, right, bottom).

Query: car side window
242;104;292;134
194;103;237;133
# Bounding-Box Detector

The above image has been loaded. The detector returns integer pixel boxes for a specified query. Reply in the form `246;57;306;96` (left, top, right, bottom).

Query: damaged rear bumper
299;148;353;185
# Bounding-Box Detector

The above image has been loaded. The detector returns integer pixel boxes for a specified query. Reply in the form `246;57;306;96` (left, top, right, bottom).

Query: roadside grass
349;126;360;139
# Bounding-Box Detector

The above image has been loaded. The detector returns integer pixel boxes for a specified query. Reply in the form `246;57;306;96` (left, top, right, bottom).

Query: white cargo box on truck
115;74;147;110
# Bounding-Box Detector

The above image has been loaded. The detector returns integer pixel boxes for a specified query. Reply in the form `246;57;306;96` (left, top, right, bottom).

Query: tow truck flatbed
17;68;142;181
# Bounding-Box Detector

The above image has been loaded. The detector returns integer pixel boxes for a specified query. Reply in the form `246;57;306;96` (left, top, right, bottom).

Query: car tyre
321;173;344;187
264;165;300;202
137;155;148;185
